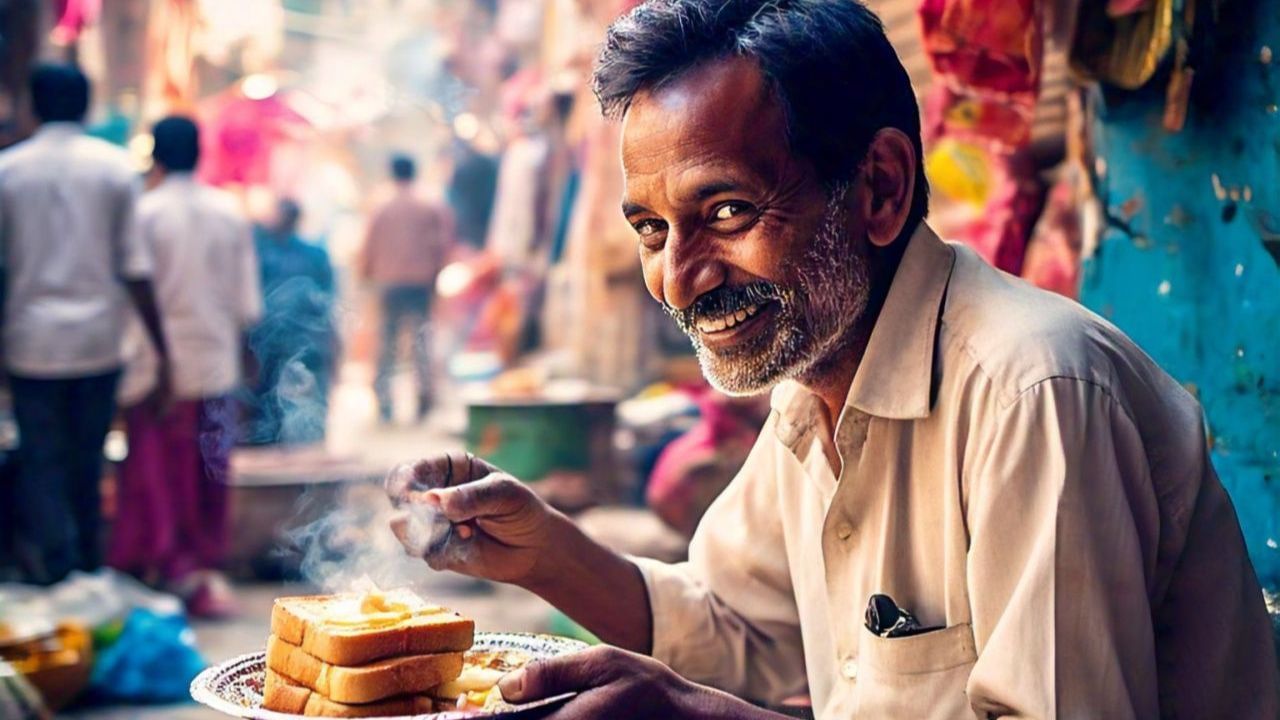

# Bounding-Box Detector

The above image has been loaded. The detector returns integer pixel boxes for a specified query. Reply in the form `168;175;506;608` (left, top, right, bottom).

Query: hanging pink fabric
919;0;1047;275
197;91;310;188
50;0;100;45
919;0;1043;148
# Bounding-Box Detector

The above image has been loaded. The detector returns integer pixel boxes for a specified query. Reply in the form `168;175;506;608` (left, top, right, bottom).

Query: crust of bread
266;634;463;704
270;594;475;666
263;669;438;718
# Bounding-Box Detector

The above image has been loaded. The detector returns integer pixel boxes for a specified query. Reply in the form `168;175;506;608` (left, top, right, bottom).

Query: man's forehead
620;57;788;177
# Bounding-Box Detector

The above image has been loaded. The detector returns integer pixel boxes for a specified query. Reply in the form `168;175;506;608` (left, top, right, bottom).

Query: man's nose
663;233;725;311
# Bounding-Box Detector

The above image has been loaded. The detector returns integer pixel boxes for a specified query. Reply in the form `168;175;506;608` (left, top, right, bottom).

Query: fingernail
498;669;525;701
423;489;444;508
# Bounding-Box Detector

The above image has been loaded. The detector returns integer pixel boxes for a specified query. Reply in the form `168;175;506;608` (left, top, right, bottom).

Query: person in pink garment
109;116;262;617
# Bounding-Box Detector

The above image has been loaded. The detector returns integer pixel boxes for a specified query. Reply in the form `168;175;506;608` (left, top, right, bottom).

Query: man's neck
797;231;910;436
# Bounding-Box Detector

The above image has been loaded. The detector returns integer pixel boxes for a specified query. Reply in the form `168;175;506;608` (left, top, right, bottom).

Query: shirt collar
846;222;955;419
159;171;197;187
771;222;956;424
34;121;84;139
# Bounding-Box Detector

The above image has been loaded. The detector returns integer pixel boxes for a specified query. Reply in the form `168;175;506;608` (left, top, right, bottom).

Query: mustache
664;281;783;330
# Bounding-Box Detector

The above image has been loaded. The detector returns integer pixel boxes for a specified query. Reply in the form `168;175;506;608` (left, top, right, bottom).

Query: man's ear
856;128;917;248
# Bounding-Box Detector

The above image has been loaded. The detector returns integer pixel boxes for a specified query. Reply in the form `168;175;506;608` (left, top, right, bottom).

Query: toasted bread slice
263;669;438;718
271;590;474;666
266;634;463;704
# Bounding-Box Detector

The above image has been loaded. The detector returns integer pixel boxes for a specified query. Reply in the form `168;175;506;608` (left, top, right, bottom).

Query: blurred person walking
360;154;454;423
0;63;170;585
243;199;337;445
109;116;262;616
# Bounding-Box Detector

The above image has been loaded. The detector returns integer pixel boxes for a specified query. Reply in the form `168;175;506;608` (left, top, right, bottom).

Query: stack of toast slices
263;590;477;717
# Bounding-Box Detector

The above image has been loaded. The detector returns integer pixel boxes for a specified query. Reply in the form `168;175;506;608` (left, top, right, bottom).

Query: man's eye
714;203;744;220
709;202;757;231
632;219;667;245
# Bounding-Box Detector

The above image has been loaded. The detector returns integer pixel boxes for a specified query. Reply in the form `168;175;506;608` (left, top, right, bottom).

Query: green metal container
465;397;618;491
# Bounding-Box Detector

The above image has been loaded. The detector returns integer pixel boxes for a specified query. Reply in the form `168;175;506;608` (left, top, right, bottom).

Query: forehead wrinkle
622;58;784;166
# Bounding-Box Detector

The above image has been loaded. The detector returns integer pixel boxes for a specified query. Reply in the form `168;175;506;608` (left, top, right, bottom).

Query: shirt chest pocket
853;623;979;719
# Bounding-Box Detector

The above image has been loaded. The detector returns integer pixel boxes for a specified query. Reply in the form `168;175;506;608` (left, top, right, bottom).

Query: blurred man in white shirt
111;116;262;616
0;64;170;585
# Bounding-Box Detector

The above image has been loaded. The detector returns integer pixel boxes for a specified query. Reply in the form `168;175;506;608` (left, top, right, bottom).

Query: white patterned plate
190;632;588;719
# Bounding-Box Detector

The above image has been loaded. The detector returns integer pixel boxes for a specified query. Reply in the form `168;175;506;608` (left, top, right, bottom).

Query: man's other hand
498;646;787;719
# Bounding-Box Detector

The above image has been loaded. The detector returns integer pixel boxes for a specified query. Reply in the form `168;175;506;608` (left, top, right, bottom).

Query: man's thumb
498;656;577;703
498;647;618;703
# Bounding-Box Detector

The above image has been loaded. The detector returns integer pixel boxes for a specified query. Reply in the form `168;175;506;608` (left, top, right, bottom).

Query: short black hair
30;63;90;123
593;0;928;228
391;154;416;181
151;116;200;172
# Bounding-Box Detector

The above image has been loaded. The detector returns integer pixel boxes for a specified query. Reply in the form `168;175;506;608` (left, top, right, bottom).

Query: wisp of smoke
280;480;470;592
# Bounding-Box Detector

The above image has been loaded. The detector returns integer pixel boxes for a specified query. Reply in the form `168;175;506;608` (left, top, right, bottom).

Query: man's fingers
499;647;623;703
432;474;528;523
386;453;505;502
415;452;502;488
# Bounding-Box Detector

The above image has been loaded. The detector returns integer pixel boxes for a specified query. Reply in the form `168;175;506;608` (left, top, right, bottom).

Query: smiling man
388;0;1279;717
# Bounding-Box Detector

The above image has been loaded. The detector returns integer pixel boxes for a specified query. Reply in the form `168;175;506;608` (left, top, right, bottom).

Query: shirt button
841;659;858;680
836;523;853;541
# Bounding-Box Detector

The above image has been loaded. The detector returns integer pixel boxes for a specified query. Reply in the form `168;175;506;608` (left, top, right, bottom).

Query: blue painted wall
1080;3;1280;585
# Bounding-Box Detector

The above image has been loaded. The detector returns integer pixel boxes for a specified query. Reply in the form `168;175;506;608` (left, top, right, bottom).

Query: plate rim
190;631;590;720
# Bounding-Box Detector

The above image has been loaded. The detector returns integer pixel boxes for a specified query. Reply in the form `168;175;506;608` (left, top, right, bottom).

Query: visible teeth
696;303;768;334
696;317;724;333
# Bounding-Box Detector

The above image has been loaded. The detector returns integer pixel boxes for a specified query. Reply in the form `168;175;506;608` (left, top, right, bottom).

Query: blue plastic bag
88;608;207;703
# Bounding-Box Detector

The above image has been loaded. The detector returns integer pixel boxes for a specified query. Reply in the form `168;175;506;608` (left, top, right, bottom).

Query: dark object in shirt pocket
864;593;945;638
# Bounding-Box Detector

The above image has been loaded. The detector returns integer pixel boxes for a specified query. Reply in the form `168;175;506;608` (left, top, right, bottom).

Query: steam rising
249;235;465;593
281;475;473;592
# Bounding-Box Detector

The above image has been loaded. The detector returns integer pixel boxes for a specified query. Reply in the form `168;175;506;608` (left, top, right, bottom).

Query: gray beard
691;183;872;396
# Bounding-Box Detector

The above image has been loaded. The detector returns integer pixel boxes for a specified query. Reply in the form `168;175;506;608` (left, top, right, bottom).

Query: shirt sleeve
115;174;153;279
236;218;263;326
633;412;807;704
964;377;1160;719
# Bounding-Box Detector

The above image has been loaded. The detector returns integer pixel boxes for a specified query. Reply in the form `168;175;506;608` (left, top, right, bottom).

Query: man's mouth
693;301;778;346
694;301;766;334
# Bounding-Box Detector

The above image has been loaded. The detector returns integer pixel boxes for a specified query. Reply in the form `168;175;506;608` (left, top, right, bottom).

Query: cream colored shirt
635;224;1277;718
119;174;262;404
0;123;152;377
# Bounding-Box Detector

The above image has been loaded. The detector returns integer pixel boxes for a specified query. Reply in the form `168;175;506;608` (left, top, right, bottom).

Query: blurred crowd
0;0;676;620
0;63;462;617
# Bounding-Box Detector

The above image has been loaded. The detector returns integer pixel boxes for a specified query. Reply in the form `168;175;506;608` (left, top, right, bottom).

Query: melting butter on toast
270;590;474;666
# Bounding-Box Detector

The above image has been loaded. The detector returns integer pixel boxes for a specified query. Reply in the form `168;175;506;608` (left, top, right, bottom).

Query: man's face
621;57;873;395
